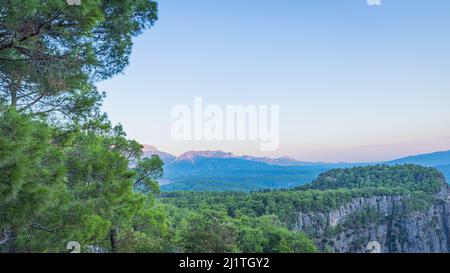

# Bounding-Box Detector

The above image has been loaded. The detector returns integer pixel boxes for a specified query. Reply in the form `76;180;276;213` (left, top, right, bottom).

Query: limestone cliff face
294;186;450;253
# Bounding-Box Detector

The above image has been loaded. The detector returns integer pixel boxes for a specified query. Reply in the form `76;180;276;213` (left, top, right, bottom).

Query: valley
162;164;450;253
144;146;450;192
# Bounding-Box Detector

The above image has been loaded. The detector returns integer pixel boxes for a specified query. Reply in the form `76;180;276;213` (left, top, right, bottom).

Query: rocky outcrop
294;186;450;253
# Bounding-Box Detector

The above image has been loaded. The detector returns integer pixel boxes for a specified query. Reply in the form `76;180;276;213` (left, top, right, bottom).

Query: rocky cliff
295;185;450;253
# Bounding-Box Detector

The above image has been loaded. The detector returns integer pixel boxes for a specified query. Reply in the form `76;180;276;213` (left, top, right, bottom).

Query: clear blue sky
97;0;450;162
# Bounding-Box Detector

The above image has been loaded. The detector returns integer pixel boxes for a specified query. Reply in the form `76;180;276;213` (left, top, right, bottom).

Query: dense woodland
0;1;447;253
162;165;445;231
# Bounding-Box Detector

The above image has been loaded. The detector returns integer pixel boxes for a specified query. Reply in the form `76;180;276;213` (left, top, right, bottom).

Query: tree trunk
109;228;118;253
0;228;17;253
0;228;9;245
9;81;18;109
10;88;17;108
8;229;17;253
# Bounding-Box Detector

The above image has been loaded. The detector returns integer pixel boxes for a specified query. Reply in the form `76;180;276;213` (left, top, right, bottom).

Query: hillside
435;164;450;181
142;145;176;164
144;146;450;192
162;156;332;191
144;147;358;191
388;150;450;166
162;165;450;253
388;150;450;182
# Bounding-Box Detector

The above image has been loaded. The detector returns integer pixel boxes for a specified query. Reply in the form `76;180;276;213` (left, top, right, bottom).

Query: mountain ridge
143;145;450;191
388;150;450;166
143;145;350;166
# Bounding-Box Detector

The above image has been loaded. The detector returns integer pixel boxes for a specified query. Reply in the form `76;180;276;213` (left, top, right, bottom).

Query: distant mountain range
387;150;450;166
143;145;351;167
386;150;450;183
143;145;450;192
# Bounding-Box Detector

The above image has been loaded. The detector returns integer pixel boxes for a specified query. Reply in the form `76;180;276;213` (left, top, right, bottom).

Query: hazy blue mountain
236;155;325;166
144;146;450;191
142;148;359;192
434;164;450;181
163;158;332;192
388;150;450;166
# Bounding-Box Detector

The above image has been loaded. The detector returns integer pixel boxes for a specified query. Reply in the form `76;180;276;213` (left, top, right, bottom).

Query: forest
0;0;318;253
162;165;445;232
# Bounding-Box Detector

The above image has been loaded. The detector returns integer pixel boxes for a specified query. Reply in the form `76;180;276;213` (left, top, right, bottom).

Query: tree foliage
162;165;446;233
0;105;65;250
0;0;157;119
0;0;165;253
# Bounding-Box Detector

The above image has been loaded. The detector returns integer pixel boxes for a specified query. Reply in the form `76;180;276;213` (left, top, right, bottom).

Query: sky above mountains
97;0;450;162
